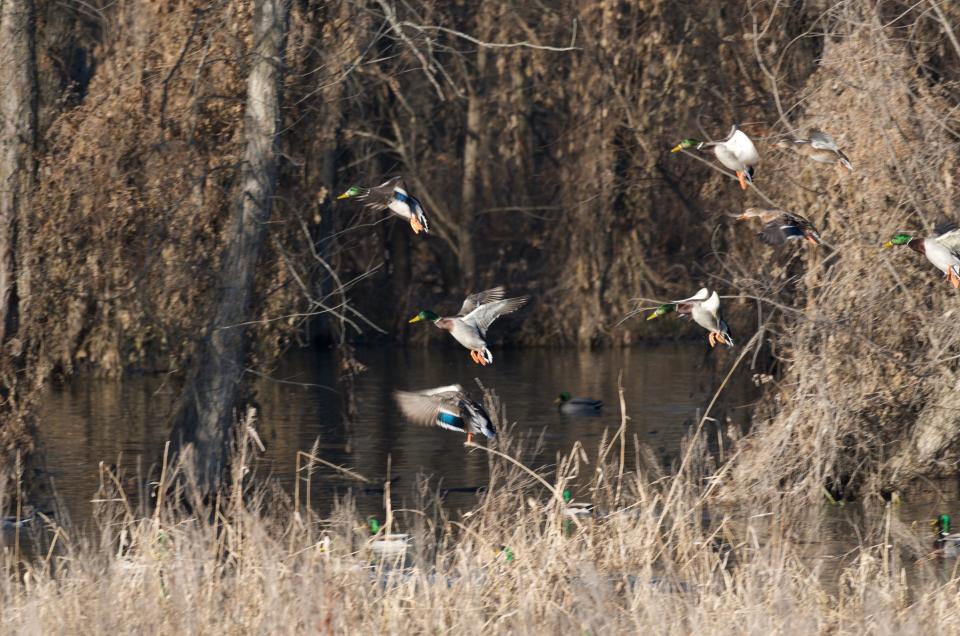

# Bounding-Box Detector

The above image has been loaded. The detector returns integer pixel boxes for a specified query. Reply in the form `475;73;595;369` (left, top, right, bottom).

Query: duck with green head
933;514;960;556
647;288;733;348
672;125;760;190
336;176;429;234
409;287;529;366
882;226;960;288
555;392;603;415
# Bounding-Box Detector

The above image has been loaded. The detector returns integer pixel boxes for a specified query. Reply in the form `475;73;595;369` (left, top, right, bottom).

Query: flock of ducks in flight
336;125;960;445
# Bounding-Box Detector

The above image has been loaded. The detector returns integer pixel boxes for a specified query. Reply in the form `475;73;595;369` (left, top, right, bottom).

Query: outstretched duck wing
672;288;710;304
727;129;760;163
807;130;839;151
462;296;529;335
457;287;506;316
394;389;463;432
701;291;721;316
935;227;960;258
759;217;805;245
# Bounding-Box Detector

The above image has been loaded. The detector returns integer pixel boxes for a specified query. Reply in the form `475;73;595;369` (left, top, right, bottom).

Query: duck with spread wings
408;287;529;366
672;125;761;190
883;225;960;288
646;288;734;348
337;176;430;234
735;207;822;246
393;384;496;444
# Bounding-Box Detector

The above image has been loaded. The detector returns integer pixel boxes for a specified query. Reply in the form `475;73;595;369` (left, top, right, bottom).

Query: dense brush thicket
1;0;959;489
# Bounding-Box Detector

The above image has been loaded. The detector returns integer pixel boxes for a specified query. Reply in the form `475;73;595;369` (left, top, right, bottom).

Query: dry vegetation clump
713;3;960;502
0;406;955;633
26;2;249;379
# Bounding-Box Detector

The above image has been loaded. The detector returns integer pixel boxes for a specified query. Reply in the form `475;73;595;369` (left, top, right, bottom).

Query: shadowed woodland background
1;0;960;497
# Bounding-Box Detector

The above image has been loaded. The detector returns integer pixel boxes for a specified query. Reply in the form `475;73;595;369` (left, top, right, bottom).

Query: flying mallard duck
555;392;603;415
735;207;822;246
883;225;960;288
647;288;734;348
336;176;429;234
933;514;960;557
409;287;529;366
672;125;760;190
393;384;496;444
776;130;852;171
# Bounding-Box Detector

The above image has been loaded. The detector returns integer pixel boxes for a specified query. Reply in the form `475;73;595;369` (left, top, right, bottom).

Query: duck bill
646;313;659;321
408;315;423;324
670;144;684;153
881;241;894;249
336;192;350;200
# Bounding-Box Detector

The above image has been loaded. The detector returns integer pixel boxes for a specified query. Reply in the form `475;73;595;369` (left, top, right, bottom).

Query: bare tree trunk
459;11;489;290
170;0;290;489
0;0;36;345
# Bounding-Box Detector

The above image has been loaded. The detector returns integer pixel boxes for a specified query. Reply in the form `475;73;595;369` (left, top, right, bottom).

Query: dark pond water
27;343;960;576
35;344;748;524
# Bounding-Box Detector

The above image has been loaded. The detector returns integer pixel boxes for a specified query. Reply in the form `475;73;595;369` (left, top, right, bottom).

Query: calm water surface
32;344;960;572
37;345;744;522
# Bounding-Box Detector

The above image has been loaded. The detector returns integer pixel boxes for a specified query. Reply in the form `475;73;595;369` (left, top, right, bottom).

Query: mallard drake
555;392;603;414
672;125;760;190
562;489;593;518
647;288;734;348
736;207;822;246
883;225;960;288
336;176;429;234
408;287;529;365
776;130;852;171
933;514;960;557
367;517;410;556
393;384;496;444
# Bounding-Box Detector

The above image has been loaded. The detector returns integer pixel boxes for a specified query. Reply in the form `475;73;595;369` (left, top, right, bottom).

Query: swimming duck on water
555;392;603;415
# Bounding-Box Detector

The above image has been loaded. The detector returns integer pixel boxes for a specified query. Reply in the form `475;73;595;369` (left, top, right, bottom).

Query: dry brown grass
1;401;956;634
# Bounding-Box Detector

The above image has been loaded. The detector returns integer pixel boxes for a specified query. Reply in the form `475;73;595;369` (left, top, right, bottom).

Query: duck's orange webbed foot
465;432;473;445
737;171;747;190
949;268;960;289
707;332;717;348
409;218;424;234
469;350;480;364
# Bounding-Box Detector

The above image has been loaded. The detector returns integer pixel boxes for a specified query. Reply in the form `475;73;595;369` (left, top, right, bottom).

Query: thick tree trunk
0;0;36;345
459;11;489;290
170;0;290;488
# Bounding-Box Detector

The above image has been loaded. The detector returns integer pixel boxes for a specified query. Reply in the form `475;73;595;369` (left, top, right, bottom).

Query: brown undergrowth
0;398;956;633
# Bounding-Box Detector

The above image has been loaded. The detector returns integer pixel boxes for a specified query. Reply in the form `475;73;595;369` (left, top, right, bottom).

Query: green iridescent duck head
336;185;362;200
408;310;440;324
646;304;677;320
882;233;913;248
671;139;701;153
